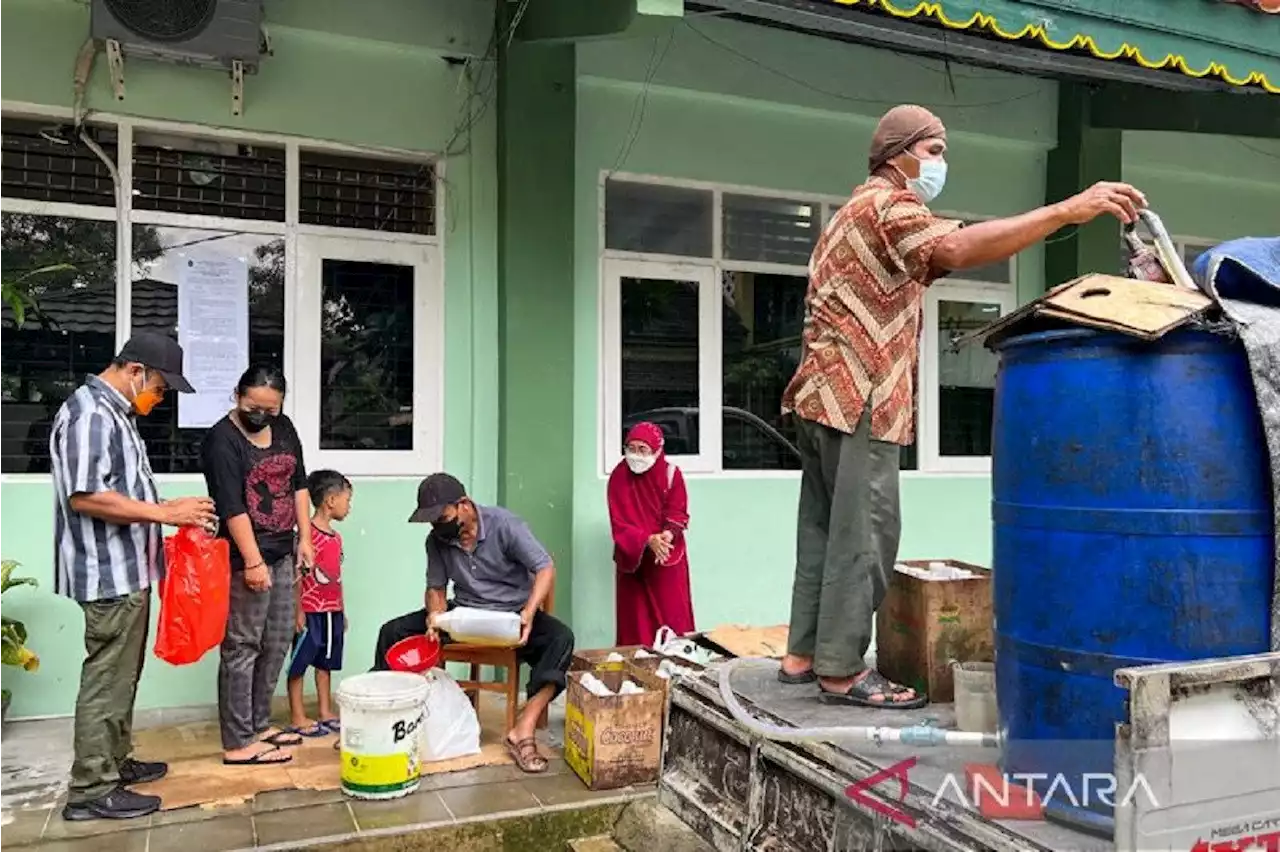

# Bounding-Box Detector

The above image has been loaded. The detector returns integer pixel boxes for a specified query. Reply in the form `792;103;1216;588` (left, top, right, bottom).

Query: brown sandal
506;737;548;773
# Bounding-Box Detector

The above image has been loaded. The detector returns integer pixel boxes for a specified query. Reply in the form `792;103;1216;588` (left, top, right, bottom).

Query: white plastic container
336;671;430;800
952;661;998;734
432;607;521;646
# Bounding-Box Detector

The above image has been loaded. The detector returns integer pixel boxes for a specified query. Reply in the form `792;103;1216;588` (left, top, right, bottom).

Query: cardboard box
563;664;666;791
956;274;1213;352
570;645;662;673
570;645;705;697
629;655;705;698
874;559;993;704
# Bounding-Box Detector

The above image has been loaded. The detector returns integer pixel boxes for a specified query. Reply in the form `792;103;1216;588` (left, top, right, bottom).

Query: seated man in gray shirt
373;473;573;774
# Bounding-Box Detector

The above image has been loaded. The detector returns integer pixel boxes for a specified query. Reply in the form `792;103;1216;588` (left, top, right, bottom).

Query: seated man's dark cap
408;473;467;523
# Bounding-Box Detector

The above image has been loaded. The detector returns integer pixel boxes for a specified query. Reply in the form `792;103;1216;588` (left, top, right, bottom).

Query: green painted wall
497;41;578;614
568;18;1057;651
0;0;500;718
566;17;1280;653
1121;131;1280;239
4;2;1277;720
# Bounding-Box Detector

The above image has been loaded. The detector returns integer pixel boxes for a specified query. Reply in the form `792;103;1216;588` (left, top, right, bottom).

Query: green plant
2;560;40;707
1;263;74;327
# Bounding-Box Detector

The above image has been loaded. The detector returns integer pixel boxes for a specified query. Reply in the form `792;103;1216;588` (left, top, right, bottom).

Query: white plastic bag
421;669;482;762
654;625;709;665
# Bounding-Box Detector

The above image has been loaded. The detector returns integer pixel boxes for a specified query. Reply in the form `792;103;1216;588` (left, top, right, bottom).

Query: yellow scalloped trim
827;0;1280;93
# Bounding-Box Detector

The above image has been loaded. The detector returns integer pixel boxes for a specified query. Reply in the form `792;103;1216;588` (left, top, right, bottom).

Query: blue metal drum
991;328;1274;827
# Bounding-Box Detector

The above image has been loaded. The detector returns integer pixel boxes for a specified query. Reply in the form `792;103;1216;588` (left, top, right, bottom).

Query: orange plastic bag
155;526;231;665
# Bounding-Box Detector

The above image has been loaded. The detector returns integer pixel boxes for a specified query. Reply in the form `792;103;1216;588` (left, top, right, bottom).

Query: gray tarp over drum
1193;237;1280;651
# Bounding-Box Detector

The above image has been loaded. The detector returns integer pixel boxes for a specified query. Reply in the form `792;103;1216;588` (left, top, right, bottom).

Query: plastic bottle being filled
430;607;522;646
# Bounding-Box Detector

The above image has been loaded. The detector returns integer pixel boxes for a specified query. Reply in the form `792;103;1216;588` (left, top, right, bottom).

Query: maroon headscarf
607;422;688;571
625;422;666;459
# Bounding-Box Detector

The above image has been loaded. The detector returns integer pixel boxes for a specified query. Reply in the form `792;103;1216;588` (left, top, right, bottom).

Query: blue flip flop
321;719;341;734
289;722;330;738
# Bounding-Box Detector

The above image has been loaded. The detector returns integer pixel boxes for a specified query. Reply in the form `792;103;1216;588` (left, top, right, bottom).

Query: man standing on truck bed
777;104;1148;709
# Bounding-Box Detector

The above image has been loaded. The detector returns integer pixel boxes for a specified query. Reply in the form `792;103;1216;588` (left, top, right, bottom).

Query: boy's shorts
289;611;344;678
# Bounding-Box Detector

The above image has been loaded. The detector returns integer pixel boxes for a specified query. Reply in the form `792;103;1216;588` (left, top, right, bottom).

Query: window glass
1181;242;1216;270
130;226;286;473
320;259;416;451
721;271;803;470
955;221;1014;284
605;181;713;258
937;299;1002;457
620;276;701;455
1;213;117;473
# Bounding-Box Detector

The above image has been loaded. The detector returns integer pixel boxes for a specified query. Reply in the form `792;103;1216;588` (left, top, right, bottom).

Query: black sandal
261;730;303;747
223;746;293;766
777;667;818;685
818;670;927;709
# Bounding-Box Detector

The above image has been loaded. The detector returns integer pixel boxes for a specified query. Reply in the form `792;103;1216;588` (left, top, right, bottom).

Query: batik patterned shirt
781;173;962;445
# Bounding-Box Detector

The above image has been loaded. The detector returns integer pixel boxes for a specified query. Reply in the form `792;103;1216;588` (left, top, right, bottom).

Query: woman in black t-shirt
201;365;314;766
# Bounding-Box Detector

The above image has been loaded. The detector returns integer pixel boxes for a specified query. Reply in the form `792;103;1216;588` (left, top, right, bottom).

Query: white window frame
1172;235;1218;273
1118;231;1220;278
0;100;446;482
918;282;1016;475
597;170;1017;478
294;235;444;476
601;258;720;474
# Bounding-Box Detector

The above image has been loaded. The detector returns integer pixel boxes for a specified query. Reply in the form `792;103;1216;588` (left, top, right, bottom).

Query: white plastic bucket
953;661;997;734
336;671;430;800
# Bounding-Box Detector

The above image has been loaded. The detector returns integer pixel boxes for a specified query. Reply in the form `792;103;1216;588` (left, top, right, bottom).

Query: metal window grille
1;119;117;207
132;133;286;221
299;152;436;236
722;194;819;265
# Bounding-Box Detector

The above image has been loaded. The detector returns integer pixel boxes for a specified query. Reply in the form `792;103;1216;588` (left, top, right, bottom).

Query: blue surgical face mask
908;157;947;203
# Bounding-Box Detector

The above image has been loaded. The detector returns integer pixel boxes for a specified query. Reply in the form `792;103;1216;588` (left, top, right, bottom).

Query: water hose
716;657;1000;749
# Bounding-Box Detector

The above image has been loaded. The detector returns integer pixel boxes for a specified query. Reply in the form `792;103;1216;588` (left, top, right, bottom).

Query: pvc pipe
716;658;999;749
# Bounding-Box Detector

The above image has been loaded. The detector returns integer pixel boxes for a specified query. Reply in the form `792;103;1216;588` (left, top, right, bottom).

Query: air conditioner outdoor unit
90;0;265;73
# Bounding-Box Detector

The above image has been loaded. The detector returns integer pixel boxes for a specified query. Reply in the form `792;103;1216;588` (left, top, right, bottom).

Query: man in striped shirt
50;332;217;822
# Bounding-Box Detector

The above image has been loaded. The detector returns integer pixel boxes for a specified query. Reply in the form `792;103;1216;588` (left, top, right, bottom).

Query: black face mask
433;516;462;542
239;408;275;433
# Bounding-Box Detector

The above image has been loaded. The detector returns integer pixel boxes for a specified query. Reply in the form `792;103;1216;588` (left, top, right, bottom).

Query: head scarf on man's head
625;422;666;456
868;104;947;174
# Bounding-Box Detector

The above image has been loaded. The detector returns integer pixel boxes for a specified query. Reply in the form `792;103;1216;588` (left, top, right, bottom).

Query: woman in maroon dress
607;422;696;646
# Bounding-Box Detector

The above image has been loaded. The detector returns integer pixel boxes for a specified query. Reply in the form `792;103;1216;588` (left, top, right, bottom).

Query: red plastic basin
385;634;441;674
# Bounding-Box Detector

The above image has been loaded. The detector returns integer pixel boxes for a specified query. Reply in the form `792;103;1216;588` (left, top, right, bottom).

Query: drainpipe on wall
71;38;130;349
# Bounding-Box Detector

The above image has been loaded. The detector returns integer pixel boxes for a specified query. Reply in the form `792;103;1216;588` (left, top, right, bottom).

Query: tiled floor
1;704;654;851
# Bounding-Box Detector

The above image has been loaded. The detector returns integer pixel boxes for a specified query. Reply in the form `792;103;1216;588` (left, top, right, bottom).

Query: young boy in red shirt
287;470;351;735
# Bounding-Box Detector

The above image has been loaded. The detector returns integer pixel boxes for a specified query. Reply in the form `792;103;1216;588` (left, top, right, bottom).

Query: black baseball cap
117;332;195;393
408;473;467;523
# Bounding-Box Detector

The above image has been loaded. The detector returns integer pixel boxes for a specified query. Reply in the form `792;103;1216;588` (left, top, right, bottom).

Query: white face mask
907;157;947;203
625;452;657;474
